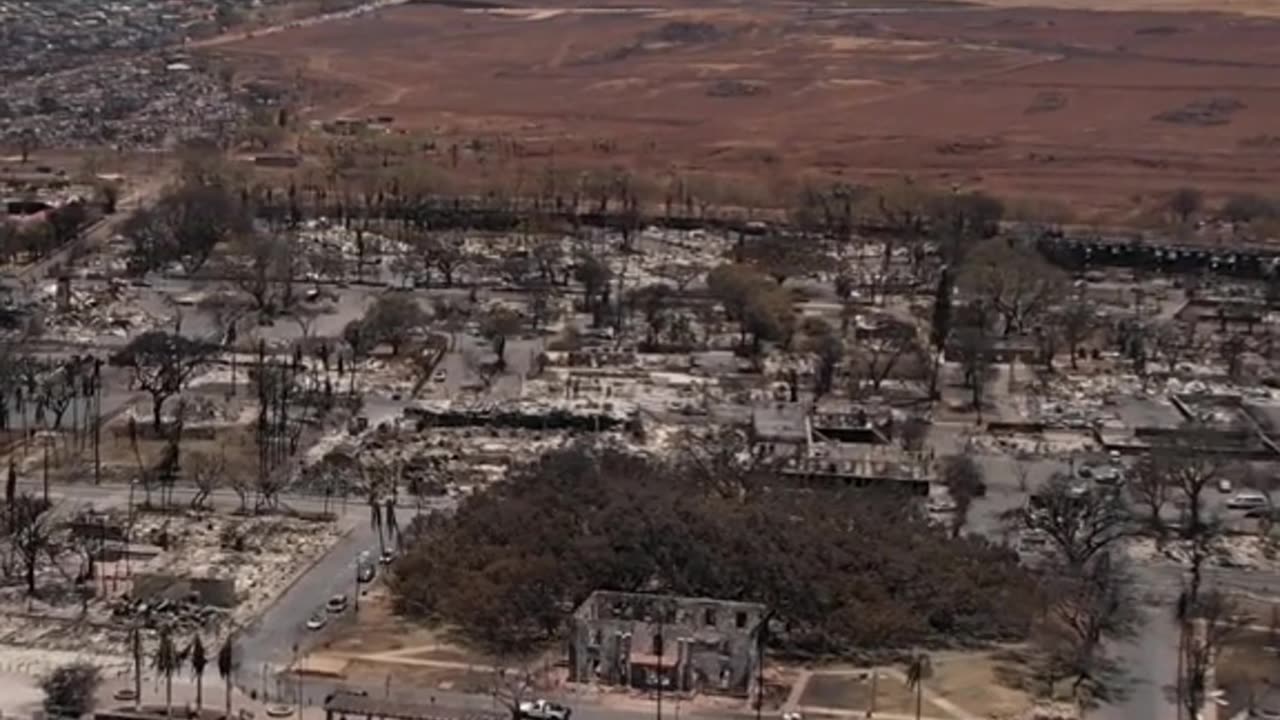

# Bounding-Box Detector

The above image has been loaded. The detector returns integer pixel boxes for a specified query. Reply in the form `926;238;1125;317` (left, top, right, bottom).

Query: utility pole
42;432;49;504
93;357;101;485
756;610;776;720
293;642;302;716
655;616;663;720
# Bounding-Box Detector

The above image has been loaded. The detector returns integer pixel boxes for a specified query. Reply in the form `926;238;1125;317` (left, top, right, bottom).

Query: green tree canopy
390;442;1031;656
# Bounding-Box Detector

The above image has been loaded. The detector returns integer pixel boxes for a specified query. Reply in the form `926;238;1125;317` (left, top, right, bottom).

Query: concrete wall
568;592;763;696
132;573;236;607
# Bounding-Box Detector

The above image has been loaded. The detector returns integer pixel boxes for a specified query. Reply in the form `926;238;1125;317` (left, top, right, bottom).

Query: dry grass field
212;0;1280;221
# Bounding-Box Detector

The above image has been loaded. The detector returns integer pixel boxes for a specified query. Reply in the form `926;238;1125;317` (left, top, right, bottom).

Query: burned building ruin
568;590;766;697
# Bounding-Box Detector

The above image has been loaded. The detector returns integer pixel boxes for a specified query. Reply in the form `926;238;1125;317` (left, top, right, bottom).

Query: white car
1094;466;1123;485
305;613;327;631
927;498;957;513
518;700;571;720
1226;491;1268;510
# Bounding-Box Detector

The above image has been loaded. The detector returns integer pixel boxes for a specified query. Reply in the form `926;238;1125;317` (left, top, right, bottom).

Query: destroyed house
568;590;766;697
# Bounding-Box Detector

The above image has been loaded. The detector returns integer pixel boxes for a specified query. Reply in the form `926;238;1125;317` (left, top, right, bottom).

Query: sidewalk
97;676;325;720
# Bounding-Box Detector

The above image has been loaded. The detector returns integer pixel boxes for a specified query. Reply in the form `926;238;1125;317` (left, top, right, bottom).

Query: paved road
190;0;410;51
14;178;167;286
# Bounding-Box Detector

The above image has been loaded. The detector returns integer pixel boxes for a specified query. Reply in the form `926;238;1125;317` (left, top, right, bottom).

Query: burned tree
629;283;675;350
9;494;54;595
480;306;523;371
186;450;226;511
940;455;985;538
848;319;920;395
1035;554;1139;713
110;332;215;431
953;325;995;412
1177;590;1245;720
1148;439;1226;605
958;239;1066;336
360;294;430;356
1053;299;1097;370
1169;187;1204;225
801;318;843;398
574;251;613;322
1008;473;1132;572
707;263;794;358
1127;455;1173;539
227;232;293;318
123;175;250;274
737;233;827;286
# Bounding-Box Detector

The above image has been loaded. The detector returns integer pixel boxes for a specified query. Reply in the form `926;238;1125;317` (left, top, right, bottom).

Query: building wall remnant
568;590;765;697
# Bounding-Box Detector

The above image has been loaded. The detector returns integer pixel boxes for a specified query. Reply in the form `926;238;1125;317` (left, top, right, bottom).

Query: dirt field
212;0;1280;221
801;671;929;716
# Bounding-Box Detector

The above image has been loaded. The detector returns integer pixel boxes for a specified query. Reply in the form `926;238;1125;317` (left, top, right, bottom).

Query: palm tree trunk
197;674;203;712
132;634;142;710
915;683;922;720
165;675;173;718
225;678;233;720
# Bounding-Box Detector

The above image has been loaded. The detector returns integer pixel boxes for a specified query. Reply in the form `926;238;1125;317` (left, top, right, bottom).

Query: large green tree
390;442;1031;656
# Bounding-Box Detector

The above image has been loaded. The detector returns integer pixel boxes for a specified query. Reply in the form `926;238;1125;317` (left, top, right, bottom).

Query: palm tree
152;627;183;718
189;634;208;714
905;652;933;720
218;635;236;720
128;625;144;710
384;496;400;550
368;490;384;555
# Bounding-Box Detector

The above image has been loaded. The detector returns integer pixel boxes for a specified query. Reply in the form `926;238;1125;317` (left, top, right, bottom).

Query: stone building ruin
567;590;766;697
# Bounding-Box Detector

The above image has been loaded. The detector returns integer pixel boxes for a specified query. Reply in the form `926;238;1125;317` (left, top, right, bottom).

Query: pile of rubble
0;0;360;82
35;278;158;341
0;644;129;679
1;55;245;149
0;509;343;658
0;614;129;661
296;422;572;496
1015;703;1078;720
1125;535;1279;571
124;513;344;628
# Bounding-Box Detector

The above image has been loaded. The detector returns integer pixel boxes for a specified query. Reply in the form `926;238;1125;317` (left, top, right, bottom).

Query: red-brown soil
211;0;1280;221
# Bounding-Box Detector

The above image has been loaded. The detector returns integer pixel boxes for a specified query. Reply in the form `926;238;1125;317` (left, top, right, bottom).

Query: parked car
326;594;349;613
518;700;571;720
1094;466;1123;485
927;497;957;514
380;549;396;565
306;613;327;631
1217;478;1234;494
357;562;376;583
1226;491;1268;510
432;369;447;383
1245;506;1277;520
